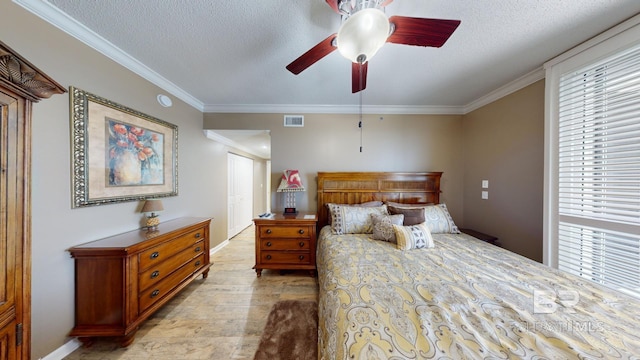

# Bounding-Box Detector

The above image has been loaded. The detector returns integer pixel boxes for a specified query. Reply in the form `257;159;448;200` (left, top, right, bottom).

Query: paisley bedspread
316;225;640;359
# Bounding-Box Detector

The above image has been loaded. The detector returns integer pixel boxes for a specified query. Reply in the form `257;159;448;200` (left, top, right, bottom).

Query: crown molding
462;67;545;114
13;0;204;111
202;103;466;115
544;13;640;69
203;130;270;159
16;0;542;116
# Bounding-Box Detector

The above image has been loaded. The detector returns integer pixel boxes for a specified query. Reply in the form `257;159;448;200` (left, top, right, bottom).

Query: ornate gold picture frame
70;86;178;208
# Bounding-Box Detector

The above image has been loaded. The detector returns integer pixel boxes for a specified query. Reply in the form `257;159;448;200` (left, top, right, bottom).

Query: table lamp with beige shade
141;199;164;230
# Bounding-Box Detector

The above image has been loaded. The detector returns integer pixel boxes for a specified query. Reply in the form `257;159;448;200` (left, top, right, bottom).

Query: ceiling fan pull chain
359;118;363;153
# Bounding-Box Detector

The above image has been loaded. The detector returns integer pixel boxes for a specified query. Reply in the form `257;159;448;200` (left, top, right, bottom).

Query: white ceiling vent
284;115;304;127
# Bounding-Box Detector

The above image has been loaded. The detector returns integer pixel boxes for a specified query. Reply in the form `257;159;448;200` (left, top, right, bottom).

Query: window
545;19;640;298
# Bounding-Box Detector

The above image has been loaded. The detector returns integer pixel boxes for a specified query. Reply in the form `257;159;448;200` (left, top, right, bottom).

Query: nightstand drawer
259;226;312;238
260;239;310;251
260;251;311;265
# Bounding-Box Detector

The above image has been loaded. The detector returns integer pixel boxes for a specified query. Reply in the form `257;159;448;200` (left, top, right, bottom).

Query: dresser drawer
139;253;205;313
260;251;311;265
139;228;205;270
139;240;205;291
69;217;211;345
260;239;309;251
259;225;312;238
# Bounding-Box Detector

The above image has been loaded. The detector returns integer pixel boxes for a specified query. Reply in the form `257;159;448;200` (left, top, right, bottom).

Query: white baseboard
41;241;230;360
210;239;229;255
40;338;82;360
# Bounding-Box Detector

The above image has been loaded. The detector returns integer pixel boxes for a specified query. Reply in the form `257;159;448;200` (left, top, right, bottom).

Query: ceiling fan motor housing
338;0;387;16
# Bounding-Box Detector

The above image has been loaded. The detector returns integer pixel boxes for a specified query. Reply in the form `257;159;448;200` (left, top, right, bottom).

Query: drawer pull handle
299;255;305;260
151;289;160;298
195;260;201;266
266;242;272;247
195;233;201;239
150;252;159;259
151;270;160;279
266;255;272;260
299;229;305;234
299;242;305;247
266;229;272;234
195;247;202;252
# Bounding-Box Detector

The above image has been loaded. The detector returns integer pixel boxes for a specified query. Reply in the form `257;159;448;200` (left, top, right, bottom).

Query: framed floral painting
70;86;178;208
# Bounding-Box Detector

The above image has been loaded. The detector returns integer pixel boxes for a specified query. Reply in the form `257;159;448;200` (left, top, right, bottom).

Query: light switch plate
482;180;489;189
482;191;489;199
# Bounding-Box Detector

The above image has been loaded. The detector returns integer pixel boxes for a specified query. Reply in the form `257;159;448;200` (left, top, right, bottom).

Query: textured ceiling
21;0;640;114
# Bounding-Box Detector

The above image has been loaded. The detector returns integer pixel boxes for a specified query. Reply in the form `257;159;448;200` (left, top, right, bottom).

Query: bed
316;172;640;359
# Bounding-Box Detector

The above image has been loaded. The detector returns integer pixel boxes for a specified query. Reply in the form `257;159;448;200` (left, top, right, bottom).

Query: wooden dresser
68;217;212;346
253;213;317;277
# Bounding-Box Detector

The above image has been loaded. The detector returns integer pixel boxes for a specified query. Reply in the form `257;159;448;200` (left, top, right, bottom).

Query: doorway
227;153;254;238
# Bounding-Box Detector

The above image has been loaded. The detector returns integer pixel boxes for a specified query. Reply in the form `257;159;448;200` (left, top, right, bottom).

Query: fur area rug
253;300;318;360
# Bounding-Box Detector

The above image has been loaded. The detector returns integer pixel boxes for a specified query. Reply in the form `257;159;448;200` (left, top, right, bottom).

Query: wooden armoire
0;41;65;359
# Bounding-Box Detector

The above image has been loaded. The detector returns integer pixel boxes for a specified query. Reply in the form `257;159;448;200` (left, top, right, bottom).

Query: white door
228;153;254;238
265;160;271;213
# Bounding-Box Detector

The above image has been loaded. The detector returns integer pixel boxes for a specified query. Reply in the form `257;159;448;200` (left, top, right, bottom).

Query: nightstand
253;213;318;277
459;228;500;246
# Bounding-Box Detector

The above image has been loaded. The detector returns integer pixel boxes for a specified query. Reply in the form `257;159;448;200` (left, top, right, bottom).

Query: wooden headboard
316;172;442;229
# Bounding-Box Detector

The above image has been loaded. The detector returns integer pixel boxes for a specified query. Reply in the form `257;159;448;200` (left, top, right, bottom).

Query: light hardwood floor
64;224;319;359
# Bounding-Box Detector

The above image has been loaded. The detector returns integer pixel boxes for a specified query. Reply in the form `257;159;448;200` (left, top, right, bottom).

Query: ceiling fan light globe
337;8;389;63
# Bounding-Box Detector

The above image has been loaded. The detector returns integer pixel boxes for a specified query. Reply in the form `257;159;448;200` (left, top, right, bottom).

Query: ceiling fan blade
286;34;337;75
387;16;461;48
352;61;368;93
326;0;340;13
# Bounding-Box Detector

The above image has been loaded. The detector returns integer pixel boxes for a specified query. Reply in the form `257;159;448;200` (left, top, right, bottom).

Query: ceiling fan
286;0;461;93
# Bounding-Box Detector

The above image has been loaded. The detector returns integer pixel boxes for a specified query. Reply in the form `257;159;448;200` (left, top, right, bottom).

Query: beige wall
462;80;545;261
204;113;466;223
2;1;544;358
0;2;264;358
206;91;546;264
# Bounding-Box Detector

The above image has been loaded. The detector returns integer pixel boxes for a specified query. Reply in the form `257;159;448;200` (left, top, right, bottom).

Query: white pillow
424;203;460;233
327;204;388;235
390;203;460;234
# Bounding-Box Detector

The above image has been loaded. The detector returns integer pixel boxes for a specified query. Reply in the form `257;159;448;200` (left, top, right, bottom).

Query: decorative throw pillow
371;214;404;243
325;201;383;225
387;205;425;226
393;223;435;250
327;204;388;235
423;203;461;234
389;203;460;233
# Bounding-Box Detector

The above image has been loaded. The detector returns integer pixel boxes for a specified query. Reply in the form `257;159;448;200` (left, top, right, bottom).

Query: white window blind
557;43;640;298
